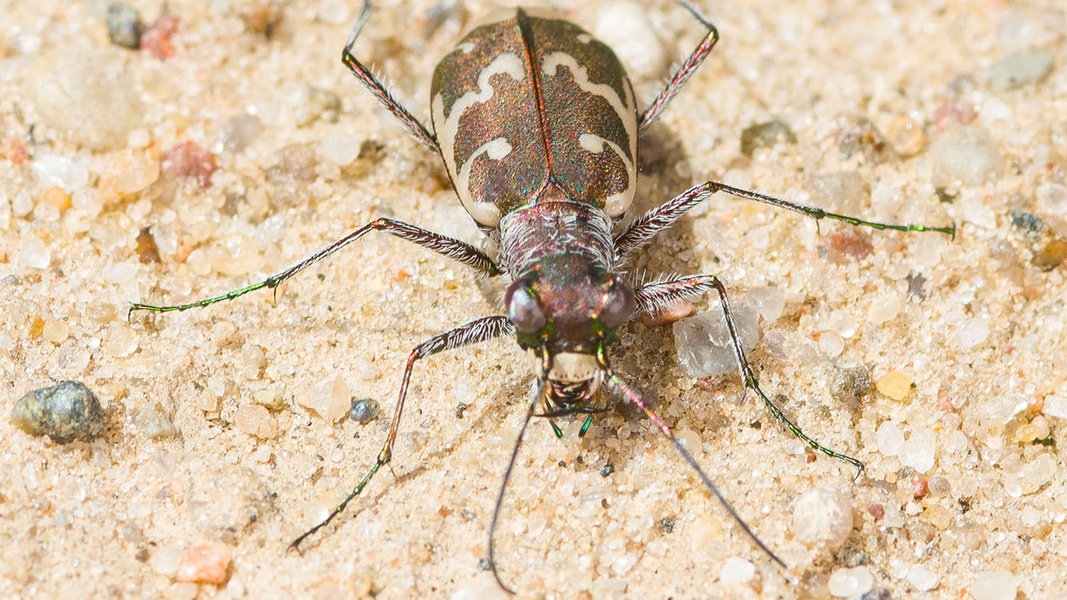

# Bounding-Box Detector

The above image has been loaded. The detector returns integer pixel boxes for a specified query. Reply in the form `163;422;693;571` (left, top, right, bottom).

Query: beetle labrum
131;0;955;590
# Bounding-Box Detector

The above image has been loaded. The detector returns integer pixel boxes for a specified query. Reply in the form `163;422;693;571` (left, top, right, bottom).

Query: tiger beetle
131;0;955;591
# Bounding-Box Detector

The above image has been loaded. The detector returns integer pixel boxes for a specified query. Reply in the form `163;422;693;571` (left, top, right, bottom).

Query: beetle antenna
488;349;551;593
595;346;790;573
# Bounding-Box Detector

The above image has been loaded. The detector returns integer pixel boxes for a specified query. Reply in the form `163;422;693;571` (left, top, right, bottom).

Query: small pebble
96;149;160;200
149;544;184;576
299;377;353;423
136;228;162;263
830;366;873;407
740;121;796;157
42;319;70;344
838;118;888;163
876;422;905;457
234;404;278;439
968;570;1020;600
348;398;381;424
827;565;874;597
928;125;1004;187
273;143;318;182
237;1;284;36
32;152;91;191
135;403;179;439
1004;453;1057;496
818;330;844;357
900;427;936;473
748;286;785;323
174;543;232;585
933;99;976;130
2;137;29;164
906;563;939;591
1031;238;1067;271
886;115;926;157
718;556;755;584
1043;393;1067;419
105;325;139;358
808;171;867;216
673;300;759;378
791;486;853;550
611;553;637;576
1009;210;1044;237
220;113;263;153
867;293;902;325
987;50;1054;92
876;371;912;401
954;317;990;350
318;132;362;167
107;3;145;49
141;14;180;61
18;235;51;269
910;476;929;499
294;86;341;127
164;141;217;188
927;476;951;496
208;233;261;277
40;186;72;212
32;49;144;151
11;381;107;444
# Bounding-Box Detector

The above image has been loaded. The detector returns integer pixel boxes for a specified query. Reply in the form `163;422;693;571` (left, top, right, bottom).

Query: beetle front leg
292;315;515;550
342;0;438;150
633;274;864;473
130;217;500;314
615;180;955;261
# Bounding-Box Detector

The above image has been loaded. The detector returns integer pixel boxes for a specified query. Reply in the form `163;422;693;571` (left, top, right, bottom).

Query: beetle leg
637;1;720;134
130;217;501;315
292;315;516;551
614;180;955;260
343;0;438;149
632;274;865;474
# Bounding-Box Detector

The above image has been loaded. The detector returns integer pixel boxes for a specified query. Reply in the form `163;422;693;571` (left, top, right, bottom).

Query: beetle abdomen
431;9;637;227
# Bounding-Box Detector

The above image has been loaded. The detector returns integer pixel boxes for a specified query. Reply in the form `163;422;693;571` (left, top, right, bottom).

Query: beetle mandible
132;0;954;591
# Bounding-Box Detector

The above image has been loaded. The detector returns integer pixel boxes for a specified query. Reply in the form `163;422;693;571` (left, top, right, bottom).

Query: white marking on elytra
432;52;526;226
457;41;476;54
578;133;635;216
576;33;593;44
455;137;513;226
541;51;636;148
541;51;637;213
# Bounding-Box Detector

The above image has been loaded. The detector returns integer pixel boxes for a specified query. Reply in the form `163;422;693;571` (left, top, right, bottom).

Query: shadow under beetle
132;0;954;591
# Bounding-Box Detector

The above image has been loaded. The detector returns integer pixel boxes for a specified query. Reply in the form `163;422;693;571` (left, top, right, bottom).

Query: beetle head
505;254;634;408
506;255;634;353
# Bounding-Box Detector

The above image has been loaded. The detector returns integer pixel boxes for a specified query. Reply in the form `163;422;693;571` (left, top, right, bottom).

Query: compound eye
600;276;635;329
506;282;546;333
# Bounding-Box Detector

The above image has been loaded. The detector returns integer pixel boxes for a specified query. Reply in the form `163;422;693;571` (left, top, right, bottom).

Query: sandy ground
2;0;1065;598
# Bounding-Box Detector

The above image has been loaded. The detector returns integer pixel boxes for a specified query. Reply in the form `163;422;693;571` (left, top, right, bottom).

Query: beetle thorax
499;200;617;277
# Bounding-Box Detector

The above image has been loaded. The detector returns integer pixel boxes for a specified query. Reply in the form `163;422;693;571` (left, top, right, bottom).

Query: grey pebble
11;381;107;444
988;50;1054;92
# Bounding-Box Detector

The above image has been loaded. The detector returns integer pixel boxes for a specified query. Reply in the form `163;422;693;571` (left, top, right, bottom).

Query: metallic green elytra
431;9;637;226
